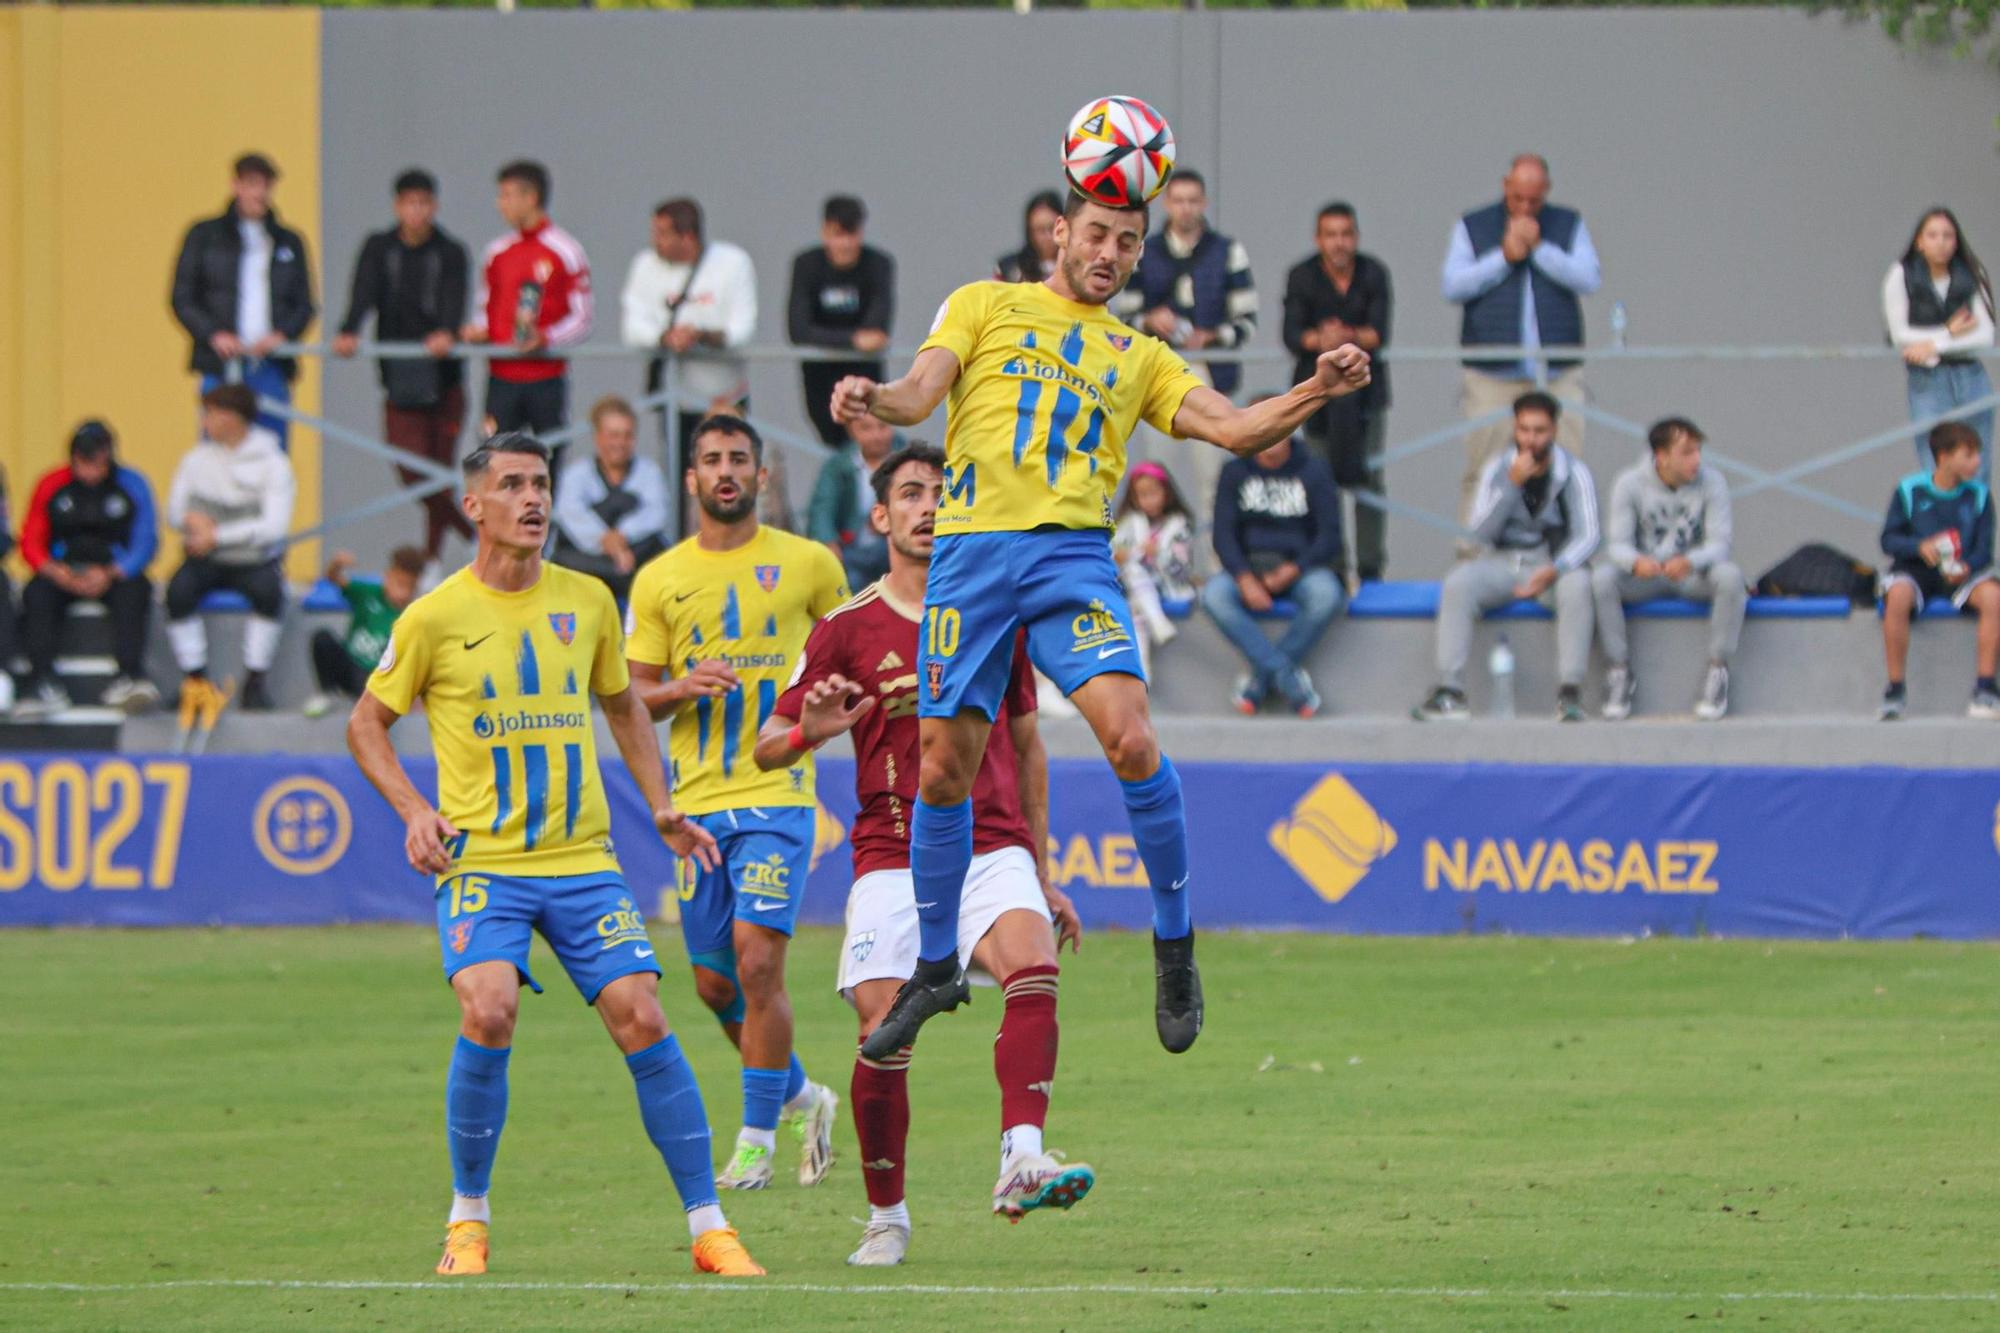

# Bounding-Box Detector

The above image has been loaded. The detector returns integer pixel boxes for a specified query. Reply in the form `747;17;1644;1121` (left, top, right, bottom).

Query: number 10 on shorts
927;607;960;658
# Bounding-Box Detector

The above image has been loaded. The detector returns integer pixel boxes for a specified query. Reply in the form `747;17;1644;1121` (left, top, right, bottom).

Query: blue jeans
201;360;293;448
1907;360;1993;482
1200;568;1346;689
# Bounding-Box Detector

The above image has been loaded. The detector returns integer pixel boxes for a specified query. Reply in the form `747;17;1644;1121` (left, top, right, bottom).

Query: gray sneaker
1968;688;2000;721
1694;664;1730;722
1879;688;1906;722
846;1220;910;1267
1556;686;1586;723
1412;686;1471;722
1602;664;1637;721
13;678;70;719
1282;668;1323;719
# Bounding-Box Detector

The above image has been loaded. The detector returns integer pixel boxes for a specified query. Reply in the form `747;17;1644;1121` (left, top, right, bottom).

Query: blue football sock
741;1065;791;1134
912;797;973;964
1121;755;1192;940
624;1035;719;1212
445;1036;510;1198
783;1052;808;1105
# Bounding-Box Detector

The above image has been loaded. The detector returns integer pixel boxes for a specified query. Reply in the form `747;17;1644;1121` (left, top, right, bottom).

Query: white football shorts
836;845;1050;1000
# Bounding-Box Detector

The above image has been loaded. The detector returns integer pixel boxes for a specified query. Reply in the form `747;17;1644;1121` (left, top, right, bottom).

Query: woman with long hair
1883;207;1995;479
993;191;1063;284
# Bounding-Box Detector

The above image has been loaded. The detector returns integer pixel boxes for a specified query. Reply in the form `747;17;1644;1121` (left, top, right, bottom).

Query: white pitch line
1;1280;1996;1304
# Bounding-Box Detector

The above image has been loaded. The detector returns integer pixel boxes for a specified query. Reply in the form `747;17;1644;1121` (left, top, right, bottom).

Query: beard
889;531;934;565
1059;251;1126;306
697;484;757;523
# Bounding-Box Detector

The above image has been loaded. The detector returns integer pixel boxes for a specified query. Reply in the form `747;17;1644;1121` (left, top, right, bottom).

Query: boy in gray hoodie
1593;416;1744;721
1414;392;1599;721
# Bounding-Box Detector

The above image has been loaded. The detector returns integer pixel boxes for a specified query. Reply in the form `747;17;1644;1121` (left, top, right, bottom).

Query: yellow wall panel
3;7;321;579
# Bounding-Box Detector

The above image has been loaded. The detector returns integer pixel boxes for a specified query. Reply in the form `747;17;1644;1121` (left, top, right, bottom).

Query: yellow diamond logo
1268;774;1398;904
811;802;847;873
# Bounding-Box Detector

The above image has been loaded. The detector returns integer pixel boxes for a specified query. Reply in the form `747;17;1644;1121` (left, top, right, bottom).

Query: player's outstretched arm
1009;710;1080;953
829;346;961;430
753;675;876;772
1172;343;1373;458
628;658;738;723
599;683;720;871
346;692;460;876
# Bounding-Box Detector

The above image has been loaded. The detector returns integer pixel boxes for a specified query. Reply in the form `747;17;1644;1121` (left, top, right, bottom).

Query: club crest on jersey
927;661;943;700
755;565;782;593
1105;332;1132;352
548;612;576;646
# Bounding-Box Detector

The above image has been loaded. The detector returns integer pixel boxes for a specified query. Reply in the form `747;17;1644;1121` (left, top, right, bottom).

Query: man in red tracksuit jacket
461;159;592;461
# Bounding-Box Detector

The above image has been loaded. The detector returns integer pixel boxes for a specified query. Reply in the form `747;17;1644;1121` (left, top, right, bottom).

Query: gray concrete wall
318;8;2000;581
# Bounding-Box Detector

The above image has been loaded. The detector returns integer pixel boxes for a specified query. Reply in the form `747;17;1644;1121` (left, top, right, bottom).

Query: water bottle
1488;635;1516;719
1609;300;1628;351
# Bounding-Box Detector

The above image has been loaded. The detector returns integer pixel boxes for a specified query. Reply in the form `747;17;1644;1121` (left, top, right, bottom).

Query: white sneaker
716;1138;773;1190
1601;664;1636;721
102;676;160;715
302;692;340;720
991;1149;1095;1221
1694;664;1731;722
787;1083;839;1187
0;673;13;714
845;1220;910;1267
13;678;69;719
1969;687;2000;721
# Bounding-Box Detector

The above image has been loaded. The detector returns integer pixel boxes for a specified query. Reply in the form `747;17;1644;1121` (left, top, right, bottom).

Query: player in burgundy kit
755;443;1088;1267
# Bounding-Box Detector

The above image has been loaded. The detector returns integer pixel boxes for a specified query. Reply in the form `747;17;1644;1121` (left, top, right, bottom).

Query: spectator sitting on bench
1593;415;1745;722
1199;434;1344;718
551;395;669;603
165;383;297;714
16;421;161;717
304;546;423;720
1878;421;1999;721
1414;391;1598;723
1114;461;1197;677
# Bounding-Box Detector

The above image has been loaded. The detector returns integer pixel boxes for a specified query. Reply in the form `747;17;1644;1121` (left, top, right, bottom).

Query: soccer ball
1062;96;1176;209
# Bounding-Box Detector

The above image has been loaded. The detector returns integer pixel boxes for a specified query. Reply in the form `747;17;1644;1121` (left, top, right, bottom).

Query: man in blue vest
1441;154;1600;535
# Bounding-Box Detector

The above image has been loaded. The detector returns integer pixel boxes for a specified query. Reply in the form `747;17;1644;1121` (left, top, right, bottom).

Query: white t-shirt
620;241;758;407
236;220;273;344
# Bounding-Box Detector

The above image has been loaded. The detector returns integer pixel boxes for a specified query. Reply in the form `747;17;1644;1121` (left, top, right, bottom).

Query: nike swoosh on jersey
463;633;495;651
673;590;699;603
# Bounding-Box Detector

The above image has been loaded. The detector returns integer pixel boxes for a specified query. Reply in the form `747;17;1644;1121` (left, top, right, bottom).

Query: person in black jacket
332;168;472;563
1198;434;1346;718
170;154;317;448
788;195;894;446
0;466;17;715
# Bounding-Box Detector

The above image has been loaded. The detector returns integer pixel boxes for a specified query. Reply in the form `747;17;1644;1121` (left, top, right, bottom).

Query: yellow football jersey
626;526;849;816
367;564;630;881
919;279;1205;535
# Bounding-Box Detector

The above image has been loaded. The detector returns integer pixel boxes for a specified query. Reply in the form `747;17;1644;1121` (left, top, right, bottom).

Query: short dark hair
823;195;866;233
1930;420;1982;462
462;431;550;482
1318;201;1357;225
1512;391;1562;423
1063;187;1148;225
655;197;703;240
690;413;762;463
69;419;115;460
388;546;428;577
871;442;947;504
393;167;437;197
201;383;258;423
1647;416;1706;453
233;152;278;182
497;159;549;207
590;394;638;429
1166;168;1204;194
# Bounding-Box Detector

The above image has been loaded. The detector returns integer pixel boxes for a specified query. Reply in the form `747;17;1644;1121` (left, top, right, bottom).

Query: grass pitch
3;925;1997;1330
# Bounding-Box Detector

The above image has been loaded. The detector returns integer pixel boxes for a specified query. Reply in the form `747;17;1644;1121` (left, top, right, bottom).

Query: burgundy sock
850;1046;912;1207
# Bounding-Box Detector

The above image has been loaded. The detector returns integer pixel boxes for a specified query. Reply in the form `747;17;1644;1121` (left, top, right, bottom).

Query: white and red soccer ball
1063;95;1176;209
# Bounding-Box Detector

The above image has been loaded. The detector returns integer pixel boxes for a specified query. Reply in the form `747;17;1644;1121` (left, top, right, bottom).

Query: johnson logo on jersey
473;707;588;738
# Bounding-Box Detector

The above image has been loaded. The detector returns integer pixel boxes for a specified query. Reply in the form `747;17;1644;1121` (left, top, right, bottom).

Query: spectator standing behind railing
164;384;297;715
806;412;898;590
332;168;472;570
1413;392;1598;723
463;160;591;454
621;198;757;483
1592;416;1745;723
15;422;161;718
302;547;422;720
551;396;670;604
1877;422;2000;721
1883;208;1995;486
1112;461;1196;678
169;153;317;448
1442;154;1599;534
994;191;1063;285
1199;436;1344;719
789;195;895;448
1283;202;1392;586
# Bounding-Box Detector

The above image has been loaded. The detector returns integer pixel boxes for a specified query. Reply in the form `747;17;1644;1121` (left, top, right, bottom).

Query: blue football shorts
674;806;818;957
919;528;1145;721
435;870;661;1005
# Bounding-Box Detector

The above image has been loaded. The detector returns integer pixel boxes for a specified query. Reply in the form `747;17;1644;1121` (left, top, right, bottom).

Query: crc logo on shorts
850;930;876;963
450;920;475;955
926;661;943;700
253;777;354;877
1069;599;1132;655
548;612;576;646
740;854;791;900
1268;774;1398;905
597;897;649;951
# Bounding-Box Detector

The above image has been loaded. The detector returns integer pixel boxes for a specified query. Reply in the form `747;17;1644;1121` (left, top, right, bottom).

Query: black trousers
166;557;285;620
0;571;17;674
551;534;669;605
22;572;152;679
310;629;371;696
484;374;567;436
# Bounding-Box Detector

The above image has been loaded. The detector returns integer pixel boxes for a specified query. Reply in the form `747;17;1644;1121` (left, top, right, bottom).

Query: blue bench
198;577;366;615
